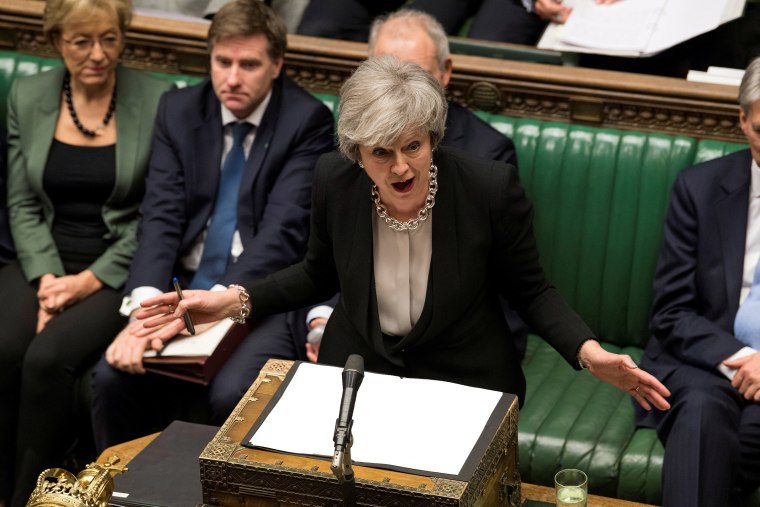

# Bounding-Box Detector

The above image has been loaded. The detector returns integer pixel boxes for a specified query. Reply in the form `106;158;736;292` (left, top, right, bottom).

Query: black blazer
443;101;517;167
248;147;592;399
125;75;334;292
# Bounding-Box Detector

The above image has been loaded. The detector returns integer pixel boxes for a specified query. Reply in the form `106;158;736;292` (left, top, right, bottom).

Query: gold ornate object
25;456;127;507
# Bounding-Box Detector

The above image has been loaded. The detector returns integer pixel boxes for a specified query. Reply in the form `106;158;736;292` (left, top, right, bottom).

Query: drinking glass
554;469;587;507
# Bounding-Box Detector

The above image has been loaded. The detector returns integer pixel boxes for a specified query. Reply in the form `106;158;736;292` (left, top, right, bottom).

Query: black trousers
297;0;482;42
654;364;760;507
0;262;125;507
91;311;305;452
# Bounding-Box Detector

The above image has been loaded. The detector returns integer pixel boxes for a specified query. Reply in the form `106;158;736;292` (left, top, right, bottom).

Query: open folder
244;362;513;481
142;320;249;385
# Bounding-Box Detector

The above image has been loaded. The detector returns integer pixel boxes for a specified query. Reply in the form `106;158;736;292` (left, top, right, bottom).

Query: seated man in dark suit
301;8;523;360
91;0;334;451
636;57;760;507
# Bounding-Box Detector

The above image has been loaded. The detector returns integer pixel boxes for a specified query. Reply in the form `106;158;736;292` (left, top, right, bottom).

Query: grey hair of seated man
368;8;450;75
337;55;447;163
739;57;760;115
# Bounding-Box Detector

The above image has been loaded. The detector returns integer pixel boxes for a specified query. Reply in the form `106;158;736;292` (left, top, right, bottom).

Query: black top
43;139;115;274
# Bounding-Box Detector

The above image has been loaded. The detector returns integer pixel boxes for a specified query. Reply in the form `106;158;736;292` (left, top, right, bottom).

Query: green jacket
6;66;172;288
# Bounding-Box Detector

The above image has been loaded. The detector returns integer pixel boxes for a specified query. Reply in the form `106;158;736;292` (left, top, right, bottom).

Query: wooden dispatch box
199;359;521;506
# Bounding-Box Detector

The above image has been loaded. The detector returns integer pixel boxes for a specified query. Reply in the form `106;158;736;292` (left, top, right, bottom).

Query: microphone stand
331;432;356;506
332;354;363;506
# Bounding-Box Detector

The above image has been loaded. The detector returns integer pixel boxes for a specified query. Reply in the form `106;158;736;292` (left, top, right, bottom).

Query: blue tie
735;256;760;349
190;121;253;289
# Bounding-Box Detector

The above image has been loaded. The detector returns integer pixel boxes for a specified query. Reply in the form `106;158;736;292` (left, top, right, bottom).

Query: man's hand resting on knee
106;316;175;374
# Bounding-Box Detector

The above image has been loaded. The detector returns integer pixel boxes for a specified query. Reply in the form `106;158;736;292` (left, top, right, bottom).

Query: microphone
331;354;364;474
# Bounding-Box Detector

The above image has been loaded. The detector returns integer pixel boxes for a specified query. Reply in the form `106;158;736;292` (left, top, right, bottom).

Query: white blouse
372;211;433;336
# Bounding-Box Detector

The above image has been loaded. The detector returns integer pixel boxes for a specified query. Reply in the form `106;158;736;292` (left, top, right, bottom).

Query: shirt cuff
306;305;334;326
119;286;163;317
717;346;757;380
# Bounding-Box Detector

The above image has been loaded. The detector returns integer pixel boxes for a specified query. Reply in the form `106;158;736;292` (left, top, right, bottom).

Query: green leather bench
0;50;748;504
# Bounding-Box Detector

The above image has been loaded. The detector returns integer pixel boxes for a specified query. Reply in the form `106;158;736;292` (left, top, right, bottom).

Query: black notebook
109;420;218;507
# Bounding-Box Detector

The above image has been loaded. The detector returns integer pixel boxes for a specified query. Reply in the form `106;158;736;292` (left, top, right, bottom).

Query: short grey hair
740;57;760;115
368;9;450;74
338;56;447;162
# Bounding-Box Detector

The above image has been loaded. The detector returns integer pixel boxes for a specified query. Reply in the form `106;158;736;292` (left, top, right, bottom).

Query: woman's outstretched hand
579;339;671;411
135;287;242;349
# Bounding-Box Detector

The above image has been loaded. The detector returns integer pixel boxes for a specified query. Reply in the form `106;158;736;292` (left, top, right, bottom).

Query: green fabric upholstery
0;49;751;504
515;126;745;503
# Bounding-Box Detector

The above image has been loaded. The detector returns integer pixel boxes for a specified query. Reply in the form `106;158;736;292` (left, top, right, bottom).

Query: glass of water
554;468;587;507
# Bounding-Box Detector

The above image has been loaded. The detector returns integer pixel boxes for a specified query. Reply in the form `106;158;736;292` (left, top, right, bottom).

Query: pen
172;277;196;335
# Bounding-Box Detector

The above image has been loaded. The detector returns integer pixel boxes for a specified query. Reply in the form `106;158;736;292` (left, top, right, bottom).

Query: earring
358;160;365;169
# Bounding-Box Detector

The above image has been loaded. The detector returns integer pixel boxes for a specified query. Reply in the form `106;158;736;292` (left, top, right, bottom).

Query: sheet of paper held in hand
143;319;235;358
539;0;745;57
248;362;503;476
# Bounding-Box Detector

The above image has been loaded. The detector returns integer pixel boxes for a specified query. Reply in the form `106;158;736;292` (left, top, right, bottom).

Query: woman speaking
140;56;670;413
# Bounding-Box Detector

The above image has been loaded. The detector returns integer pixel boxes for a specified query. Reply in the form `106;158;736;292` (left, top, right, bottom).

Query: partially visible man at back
91;0;334;451
369;9;517;167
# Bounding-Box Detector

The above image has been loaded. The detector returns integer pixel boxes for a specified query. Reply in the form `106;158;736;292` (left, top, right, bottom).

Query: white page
248;363;504;476
143;319;234;358
644;0;727;54
560;0;664;52
722;0;747;22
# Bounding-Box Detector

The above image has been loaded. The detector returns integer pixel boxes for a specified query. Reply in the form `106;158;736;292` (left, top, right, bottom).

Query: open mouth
391;178;414;193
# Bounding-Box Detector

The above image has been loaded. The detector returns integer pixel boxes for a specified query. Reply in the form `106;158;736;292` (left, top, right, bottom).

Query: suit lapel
240;78;280;197
716;150;752;317
28;68;64;194
344;168;387;356
442;103;464;147
190;89;224;236
112;67;139;202
392;151;461;352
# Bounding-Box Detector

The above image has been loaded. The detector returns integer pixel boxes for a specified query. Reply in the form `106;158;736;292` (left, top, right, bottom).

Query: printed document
248;363;503;476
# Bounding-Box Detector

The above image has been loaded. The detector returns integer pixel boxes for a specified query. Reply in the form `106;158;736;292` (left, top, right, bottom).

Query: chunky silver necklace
371;162;438;231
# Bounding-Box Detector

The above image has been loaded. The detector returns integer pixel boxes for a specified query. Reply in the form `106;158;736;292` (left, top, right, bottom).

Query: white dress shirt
372;212;433;337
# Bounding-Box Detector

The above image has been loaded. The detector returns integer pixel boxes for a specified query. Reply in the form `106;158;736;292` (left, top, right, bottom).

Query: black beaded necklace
63;72;116;138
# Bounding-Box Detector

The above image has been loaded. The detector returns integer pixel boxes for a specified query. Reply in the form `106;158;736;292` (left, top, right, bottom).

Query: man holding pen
90;0;333;452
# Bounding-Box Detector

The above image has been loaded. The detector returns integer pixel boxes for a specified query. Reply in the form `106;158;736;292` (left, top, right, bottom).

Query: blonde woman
0;0;171;504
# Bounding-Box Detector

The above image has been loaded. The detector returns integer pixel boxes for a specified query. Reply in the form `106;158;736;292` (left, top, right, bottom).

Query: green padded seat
0;51;61;127
618;427;663;504
513;121;746;502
